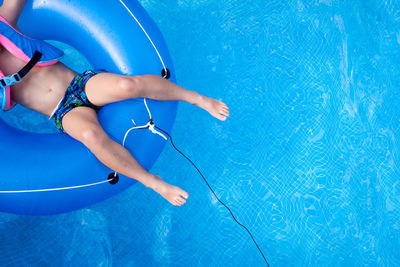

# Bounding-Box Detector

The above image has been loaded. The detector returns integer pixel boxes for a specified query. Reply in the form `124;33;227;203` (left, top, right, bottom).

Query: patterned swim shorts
49;70;103;133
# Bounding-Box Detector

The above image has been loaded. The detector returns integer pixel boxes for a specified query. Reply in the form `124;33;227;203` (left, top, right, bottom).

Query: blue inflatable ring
0;0;177;215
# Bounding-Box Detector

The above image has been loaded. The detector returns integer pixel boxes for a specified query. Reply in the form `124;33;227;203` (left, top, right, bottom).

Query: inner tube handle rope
112;98;167;177
0;98;165;193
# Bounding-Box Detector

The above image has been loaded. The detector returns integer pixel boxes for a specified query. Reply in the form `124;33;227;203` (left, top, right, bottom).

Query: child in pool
0;0;229;206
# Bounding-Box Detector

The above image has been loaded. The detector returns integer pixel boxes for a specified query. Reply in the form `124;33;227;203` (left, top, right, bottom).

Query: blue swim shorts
49;70;103;133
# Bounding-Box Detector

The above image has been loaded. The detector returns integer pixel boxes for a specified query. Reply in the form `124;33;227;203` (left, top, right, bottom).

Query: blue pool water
1;0;400;266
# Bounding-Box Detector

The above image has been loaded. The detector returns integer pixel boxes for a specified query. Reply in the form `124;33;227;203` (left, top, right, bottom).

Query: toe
179;190;189;199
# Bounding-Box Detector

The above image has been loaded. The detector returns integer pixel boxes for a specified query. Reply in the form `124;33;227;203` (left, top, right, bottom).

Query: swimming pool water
1;0;400;266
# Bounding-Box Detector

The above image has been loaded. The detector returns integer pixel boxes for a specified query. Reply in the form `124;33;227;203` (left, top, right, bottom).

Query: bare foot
196;95;230;121
151;175;189;206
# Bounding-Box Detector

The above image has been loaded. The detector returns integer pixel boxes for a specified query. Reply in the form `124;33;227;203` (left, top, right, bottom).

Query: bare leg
85;73;230;120
62;107;189;206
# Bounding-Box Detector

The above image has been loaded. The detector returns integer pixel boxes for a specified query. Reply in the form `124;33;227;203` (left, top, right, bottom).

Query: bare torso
0;45;77;117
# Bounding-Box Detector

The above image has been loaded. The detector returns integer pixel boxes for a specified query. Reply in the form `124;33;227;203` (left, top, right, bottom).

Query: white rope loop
119;0;168;77
0;99;166;194
113;98;167;176
144;98;152;119
0;179;113;194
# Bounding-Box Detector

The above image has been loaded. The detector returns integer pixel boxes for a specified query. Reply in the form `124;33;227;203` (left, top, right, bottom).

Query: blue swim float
0;0;177;215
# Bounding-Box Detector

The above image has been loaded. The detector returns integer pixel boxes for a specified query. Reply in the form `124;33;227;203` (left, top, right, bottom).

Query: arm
0;0;27;27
